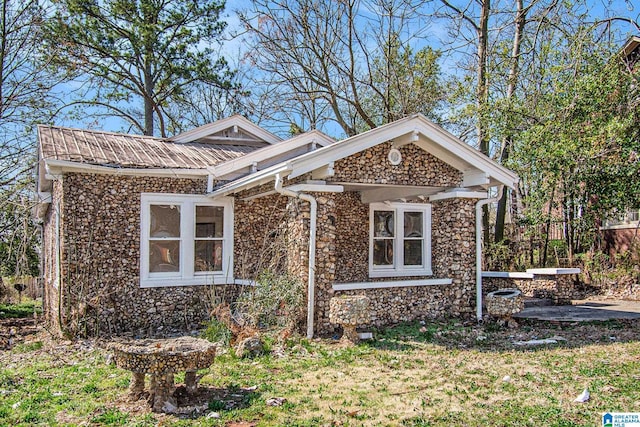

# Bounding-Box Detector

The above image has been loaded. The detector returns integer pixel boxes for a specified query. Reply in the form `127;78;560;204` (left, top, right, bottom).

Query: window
140;194;233;287
369;202;432;278
604;208;640;228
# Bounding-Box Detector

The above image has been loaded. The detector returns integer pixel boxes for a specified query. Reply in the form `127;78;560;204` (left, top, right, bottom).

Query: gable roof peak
169;115;282;145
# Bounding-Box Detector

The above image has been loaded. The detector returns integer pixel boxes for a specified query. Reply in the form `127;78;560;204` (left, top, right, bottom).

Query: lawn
1;312;639;426
0;300;41;319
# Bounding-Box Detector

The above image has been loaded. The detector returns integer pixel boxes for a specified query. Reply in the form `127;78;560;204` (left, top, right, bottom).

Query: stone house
36;114;518;337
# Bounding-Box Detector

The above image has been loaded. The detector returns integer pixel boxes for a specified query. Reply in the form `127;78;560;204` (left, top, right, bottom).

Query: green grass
0;299;41;319
1;319;640;426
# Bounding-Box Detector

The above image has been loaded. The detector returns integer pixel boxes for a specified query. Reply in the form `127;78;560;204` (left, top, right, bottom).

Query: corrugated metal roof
38;125;260;169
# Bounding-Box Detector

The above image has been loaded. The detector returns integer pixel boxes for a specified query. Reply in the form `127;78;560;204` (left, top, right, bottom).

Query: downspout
55;203;63;331
475;185;504;321
274;174;317;339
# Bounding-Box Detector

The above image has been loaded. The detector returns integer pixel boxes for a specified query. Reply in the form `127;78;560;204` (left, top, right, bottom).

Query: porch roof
209;114;519;199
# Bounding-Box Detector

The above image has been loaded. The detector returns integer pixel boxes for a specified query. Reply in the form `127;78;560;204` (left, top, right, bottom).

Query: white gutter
274;173;318;339
208;164;292;199
475;185;504;321
43;159;210;179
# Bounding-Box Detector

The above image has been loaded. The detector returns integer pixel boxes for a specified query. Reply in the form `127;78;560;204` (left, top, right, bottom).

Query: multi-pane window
149;204;181;273
369;203;432;277
141;194;233;287
194;206;224;272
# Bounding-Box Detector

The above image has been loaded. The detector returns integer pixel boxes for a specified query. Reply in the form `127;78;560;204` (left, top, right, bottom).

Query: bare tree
239;0;444;136
0;0;58;187
0;0;60;276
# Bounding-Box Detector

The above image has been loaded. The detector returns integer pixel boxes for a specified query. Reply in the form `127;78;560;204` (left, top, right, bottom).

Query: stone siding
43;172;239;337
324;196;479;334
483;274;579;305
233;194;289;278
332;142;462;186
312;194;338;333
334;192;369;283
430;198;477;315
42;180;63;330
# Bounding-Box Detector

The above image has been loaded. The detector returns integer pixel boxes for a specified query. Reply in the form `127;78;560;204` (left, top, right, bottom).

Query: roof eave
622;35;640;58
210;130;335;179
285;114;520;190
42;158;210;180
208;163;293;199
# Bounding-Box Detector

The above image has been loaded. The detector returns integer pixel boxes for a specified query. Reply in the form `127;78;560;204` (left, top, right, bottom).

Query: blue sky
54;0;639;139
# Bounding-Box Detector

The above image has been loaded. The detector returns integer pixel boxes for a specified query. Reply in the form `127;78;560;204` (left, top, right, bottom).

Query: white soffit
429;189;488;201
210;130;335;179
169;114;283;145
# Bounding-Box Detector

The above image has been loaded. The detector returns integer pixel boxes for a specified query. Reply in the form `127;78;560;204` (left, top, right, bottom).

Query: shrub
235;270;306;331
201;318;232;345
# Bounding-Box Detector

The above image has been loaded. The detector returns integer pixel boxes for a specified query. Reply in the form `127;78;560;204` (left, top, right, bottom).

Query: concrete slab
514;299;640;322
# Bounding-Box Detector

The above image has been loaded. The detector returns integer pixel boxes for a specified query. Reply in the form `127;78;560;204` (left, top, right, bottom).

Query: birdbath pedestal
110;336;216;413
486;288;524;327
329;295;370;344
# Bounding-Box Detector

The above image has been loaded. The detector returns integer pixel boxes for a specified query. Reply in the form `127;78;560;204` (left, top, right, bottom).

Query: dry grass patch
2;317;640;426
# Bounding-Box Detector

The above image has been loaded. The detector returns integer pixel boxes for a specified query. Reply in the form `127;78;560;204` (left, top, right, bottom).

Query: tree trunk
477;0;491;242
542;185;555;266
144;63;154;136
495;0;526;243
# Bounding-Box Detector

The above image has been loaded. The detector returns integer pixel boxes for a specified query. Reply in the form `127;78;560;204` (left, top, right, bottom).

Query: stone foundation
333;283;473;330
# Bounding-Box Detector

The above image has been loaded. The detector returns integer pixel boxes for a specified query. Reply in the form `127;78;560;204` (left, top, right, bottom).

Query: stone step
524;298;554;308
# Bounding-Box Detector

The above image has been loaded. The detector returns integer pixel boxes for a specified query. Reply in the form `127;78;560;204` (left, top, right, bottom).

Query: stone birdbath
486;288;524;328
329;295;370;344
110;336;216;413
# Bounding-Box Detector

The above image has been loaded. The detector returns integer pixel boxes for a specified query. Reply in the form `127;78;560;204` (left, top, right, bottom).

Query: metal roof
38;125;262;170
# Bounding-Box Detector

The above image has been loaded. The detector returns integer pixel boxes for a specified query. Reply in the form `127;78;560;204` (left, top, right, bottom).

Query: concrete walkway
515;299;640;322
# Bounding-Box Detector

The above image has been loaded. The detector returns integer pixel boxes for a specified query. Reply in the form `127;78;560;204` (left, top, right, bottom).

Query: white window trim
140;193;234;288
333;278;451;291
369;202;432;278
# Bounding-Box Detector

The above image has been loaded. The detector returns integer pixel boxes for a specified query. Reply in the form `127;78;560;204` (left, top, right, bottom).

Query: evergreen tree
46;0;236;137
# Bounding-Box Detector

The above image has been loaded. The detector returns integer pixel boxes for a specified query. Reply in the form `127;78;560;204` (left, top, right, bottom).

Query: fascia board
211;130;334;178
412;119;519;188
429;190;488;201
285;183;344;193
208;164;292;198
285;114;519;189
170;115;283;144
44;159;210;178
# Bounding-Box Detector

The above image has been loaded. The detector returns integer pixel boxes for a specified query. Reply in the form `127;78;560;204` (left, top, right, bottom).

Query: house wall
231;188;480;335
233;193;289;278
603;227;639;259
312;145;478;334
42;180;63;330
44;172;239;337
332;141;462;186
328;197;478;332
